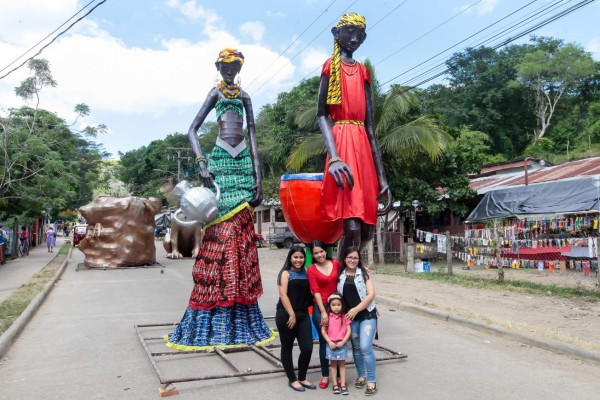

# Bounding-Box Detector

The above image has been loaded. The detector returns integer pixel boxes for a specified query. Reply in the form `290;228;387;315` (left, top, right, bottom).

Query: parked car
73;224;88;246
266;227;301;249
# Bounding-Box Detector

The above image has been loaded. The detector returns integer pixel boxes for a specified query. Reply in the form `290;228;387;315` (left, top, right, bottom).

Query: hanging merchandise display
463;213;598;272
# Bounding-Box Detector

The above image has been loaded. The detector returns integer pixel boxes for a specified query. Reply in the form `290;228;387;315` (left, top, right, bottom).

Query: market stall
465;178;599;271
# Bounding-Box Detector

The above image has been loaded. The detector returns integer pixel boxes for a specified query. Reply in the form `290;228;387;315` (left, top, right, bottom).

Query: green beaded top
215;97;244;120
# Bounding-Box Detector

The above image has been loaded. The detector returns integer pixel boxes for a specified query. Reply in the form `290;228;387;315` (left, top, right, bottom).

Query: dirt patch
373;265;600;352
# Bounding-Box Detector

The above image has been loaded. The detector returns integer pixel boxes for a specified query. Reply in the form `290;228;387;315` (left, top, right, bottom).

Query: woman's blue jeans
350;318;377;383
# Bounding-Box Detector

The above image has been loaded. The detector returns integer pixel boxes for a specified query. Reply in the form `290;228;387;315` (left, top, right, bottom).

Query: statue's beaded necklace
218;81;241;99
215;81;244;119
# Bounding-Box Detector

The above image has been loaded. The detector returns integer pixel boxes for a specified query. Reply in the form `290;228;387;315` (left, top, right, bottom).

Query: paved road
1;246;599;399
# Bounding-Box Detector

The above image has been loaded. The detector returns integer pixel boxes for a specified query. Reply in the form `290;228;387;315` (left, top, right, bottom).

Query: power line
258;0;409;102
249;0;359;98
0;0;99;75
244;0;338;90
393;0;596;90
264;0;483;105
367;0;410;32
373;0;484;67
378;0;540;87
395;0;573;88
0;0;109;81
399;0;569;88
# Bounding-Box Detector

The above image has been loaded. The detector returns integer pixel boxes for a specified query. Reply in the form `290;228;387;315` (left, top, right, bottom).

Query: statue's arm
242;92;263;207
317;75;354;190
188;89;218;186
364;82;392;214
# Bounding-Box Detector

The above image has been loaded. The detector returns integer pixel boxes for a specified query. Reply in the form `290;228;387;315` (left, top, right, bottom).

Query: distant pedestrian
20;227;30;256
46;227;57;253
0;226;6;264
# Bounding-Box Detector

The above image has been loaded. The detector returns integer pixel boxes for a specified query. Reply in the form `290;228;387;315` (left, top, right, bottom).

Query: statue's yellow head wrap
327;13;366;105
216;48;245;65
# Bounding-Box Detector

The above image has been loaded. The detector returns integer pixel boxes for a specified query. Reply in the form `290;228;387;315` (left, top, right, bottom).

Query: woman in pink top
321;292;351;395
307;240;341;388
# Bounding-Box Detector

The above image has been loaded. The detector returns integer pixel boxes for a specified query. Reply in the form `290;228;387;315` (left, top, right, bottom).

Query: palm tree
286;59;451;171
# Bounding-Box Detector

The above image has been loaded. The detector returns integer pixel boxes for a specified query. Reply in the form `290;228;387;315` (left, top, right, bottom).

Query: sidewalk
0;237;66;303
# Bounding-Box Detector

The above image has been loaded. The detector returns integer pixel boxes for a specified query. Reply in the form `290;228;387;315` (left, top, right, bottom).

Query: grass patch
58;244;70;256
400;271;600;302
0;244;71;335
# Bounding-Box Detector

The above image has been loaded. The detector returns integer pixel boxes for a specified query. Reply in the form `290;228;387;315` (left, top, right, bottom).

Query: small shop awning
466;178;599;222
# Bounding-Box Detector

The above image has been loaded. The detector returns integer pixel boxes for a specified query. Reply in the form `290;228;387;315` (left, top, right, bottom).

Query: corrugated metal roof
470;156;600;194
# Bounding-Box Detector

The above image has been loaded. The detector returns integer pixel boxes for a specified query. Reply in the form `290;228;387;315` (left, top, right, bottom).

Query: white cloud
240;21;266;43
478;0;499;15
266;10;287;18
456;0;499;16
299;47;329;75
586;37;600;60
0;0;79;46
166;0;220;26
477;0;500;15
0;4;295;124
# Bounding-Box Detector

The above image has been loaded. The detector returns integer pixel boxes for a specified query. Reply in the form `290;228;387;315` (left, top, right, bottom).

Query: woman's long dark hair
311;240;332;261
339;246;369;280
277;245;306;285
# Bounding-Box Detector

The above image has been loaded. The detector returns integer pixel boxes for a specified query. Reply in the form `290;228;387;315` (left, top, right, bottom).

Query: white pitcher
172;180;220;226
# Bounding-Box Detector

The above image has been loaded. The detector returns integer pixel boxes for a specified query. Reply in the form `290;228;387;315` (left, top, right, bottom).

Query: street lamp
412;200;420;230
593;176;600;234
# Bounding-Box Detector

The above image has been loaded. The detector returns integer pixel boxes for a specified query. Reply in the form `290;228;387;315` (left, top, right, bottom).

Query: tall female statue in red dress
317;13;392;254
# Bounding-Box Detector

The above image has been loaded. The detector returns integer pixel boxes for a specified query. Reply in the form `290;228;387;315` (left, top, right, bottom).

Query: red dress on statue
320;58;379;226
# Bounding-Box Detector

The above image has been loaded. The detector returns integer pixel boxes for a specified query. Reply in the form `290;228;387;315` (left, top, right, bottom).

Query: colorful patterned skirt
165;146;275;350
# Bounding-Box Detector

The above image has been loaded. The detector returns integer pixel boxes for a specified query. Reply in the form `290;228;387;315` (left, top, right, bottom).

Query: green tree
0;59;106;220
116;128;210;199
255;77;321;178
424;45;536;156
515;38;596;144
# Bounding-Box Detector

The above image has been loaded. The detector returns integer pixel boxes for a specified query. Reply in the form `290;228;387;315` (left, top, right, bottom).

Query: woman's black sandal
355;378;366;389
365;383;377;396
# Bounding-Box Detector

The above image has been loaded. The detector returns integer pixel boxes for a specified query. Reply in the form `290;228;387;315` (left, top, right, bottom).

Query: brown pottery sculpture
78;196;161;268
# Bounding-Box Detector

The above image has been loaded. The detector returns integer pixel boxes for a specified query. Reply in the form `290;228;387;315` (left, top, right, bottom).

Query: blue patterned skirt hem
165;303;276;350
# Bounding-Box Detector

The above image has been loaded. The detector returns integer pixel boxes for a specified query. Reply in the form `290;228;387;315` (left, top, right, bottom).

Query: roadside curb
376;295;600;365
0;246;73;359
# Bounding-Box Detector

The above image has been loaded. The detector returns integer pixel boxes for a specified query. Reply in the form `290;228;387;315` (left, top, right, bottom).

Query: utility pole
167;147;192;182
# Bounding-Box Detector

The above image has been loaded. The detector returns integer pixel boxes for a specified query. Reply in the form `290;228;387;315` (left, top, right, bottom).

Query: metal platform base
135;317;407;396
75;262;165;271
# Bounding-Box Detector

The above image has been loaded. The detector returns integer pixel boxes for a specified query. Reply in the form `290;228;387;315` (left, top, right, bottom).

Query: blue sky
1;0;599;159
